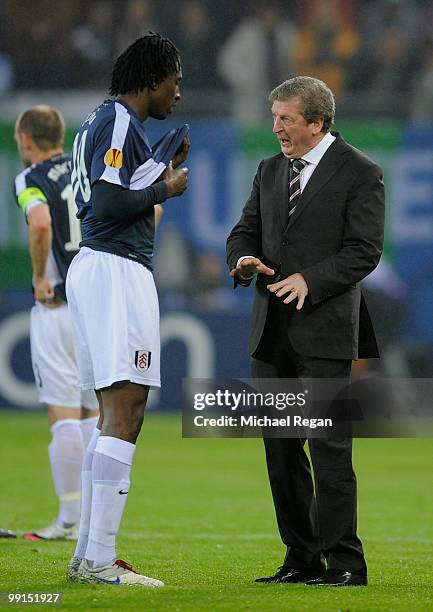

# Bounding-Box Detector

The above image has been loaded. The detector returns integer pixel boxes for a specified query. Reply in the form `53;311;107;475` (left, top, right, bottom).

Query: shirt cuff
236;255;256;279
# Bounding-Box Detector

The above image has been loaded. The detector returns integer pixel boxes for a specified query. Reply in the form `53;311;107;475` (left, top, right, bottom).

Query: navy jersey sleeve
88;102;166;191
89;111;132;189
14;168;48;217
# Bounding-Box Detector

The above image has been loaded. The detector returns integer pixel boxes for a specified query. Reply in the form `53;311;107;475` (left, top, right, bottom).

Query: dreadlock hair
109;33;181;96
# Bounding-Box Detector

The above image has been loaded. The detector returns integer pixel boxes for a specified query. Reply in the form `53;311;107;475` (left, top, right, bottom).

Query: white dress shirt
236;131;336;272
295;131;336;192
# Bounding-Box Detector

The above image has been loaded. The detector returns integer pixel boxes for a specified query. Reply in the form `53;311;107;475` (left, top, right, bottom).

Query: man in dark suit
227;76;384;587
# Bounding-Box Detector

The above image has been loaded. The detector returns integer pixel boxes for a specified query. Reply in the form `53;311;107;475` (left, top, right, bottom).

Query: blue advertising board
0;290;252;411
1;119;433;410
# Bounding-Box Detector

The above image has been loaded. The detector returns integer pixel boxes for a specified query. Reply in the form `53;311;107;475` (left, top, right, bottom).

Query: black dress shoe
255;567;323;584
279;568;324;583
306;570;368;587
255;566;289;583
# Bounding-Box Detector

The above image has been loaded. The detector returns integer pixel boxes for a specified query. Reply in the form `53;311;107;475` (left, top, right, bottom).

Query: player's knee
101;403;144;443
124;406;144;438
99;383;148;442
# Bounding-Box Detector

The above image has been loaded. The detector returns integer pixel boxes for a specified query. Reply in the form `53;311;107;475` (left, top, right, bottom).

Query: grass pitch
0;410;432;611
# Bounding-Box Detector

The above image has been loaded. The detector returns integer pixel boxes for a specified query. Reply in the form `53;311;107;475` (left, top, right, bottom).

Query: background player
66;34;189;587
14;106;99;541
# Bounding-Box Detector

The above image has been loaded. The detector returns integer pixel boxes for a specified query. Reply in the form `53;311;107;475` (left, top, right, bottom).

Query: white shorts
30;302;98;409
66;247;160;391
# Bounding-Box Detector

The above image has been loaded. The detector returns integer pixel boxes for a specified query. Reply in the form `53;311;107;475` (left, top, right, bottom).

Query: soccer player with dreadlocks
66;33;189;587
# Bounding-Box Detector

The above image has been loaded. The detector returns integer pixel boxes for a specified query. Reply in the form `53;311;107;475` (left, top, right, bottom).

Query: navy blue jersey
15;153;80;299
71;99;167;270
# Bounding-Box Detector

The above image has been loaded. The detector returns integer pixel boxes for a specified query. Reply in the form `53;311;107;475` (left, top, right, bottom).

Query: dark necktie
289;158;308;218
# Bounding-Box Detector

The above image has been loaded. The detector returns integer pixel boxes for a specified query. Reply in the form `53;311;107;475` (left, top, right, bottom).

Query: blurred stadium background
1;0;433;411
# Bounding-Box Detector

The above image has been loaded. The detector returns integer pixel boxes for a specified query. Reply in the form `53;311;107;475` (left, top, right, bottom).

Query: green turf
0;411;432;611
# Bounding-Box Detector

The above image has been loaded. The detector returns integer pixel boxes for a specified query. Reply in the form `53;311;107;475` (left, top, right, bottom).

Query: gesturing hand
267;273;309;310
230;257;275;279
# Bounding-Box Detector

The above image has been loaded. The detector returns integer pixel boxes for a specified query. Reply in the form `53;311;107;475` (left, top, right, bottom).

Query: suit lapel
285;134;349;231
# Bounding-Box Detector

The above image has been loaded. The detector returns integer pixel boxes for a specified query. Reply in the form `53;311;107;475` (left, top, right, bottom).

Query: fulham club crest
135;350;151;372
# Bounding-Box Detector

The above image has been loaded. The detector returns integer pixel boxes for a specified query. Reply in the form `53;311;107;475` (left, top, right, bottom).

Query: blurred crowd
2;0;432;375
2;0;433;121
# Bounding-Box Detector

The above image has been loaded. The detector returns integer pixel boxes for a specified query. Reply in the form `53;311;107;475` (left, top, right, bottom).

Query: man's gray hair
269;76;335;132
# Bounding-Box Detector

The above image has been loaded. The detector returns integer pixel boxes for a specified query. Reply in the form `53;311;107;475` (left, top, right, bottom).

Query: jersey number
62;184;82;251
71;129;91;203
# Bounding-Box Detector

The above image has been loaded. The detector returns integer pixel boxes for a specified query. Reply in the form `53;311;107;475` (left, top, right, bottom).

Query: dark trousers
251;297;367;575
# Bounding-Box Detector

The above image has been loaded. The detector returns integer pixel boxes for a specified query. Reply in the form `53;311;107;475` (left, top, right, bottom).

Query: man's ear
311;117;324;136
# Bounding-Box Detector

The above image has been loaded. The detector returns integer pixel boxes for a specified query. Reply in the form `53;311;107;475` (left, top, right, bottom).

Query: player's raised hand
164;162;189;198
172;135;191;168
230;257;275;279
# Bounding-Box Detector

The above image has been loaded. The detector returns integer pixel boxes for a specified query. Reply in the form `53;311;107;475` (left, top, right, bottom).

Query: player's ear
21;132;33;148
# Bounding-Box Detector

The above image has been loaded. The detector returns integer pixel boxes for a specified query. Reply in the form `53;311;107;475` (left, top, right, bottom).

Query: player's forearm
28;225;52;279
92;180;167;222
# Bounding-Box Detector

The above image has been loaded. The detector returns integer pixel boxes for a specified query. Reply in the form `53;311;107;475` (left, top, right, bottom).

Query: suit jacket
226;132;385;360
